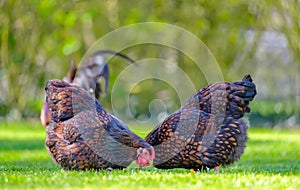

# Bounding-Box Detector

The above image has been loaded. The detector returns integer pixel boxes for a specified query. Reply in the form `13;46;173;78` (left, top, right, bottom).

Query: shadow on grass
0;139;45;151
2;159;299;175
0;159;59;172
1;131;299;176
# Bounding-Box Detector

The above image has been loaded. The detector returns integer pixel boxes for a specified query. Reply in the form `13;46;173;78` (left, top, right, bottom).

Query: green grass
0;121;299;190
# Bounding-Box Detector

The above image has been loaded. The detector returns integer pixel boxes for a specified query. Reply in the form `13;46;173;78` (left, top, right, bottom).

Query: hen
145;75;256;172
45;80;154;170
40;50;134;127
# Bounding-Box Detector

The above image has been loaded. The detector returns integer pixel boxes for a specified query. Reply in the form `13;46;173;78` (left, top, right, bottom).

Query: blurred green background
0;0;299;127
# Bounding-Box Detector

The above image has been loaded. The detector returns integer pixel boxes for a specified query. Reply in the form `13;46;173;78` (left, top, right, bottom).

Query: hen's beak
136;147;154;168
148;159;153;166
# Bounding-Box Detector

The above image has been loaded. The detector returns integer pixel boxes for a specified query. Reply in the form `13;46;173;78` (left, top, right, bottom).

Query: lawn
0;121;299;190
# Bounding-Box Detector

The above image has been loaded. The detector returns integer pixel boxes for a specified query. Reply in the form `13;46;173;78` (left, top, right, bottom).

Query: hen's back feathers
184;74;256;119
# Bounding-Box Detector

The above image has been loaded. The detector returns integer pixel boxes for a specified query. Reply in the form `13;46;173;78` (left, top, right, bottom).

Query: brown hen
45;80;154;170
145;75;256;172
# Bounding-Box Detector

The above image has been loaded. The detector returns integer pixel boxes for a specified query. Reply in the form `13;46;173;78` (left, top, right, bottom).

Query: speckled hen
145;75;256;172
45;80;154;170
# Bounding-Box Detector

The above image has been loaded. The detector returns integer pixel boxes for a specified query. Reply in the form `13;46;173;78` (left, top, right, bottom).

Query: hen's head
136;146;155;168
